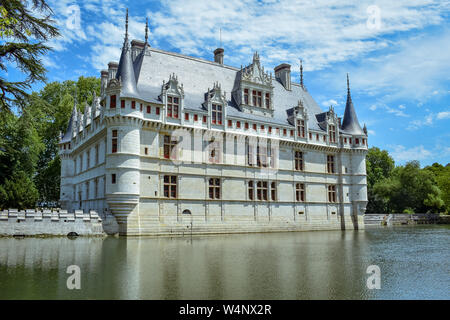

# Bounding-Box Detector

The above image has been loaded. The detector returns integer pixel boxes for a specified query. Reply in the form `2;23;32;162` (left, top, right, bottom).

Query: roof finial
300;59;304;88
347;73;350;94
145;17;149;44
124;8;129;44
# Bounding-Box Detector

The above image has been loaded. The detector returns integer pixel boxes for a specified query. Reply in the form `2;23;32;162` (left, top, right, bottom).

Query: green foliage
0;171;39;210
370;159;446;214
0;76;100;208
365;147;395;213
0;0;59;112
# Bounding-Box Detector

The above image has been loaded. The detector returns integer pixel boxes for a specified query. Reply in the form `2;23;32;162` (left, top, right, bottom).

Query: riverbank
364;213;450;227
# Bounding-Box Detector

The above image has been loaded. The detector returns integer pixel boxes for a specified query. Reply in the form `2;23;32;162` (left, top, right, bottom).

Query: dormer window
167;96;179;118
297;119;305;138
244;89;249;105
329;125;337;143
160;73;184;120
212;104;222;125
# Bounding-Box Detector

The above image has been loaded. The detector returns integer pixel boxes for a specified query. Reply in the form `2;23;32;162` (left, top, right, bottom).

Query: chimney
100;70;108;97
108;62;119;80
214;48;224;65
274;63;291;90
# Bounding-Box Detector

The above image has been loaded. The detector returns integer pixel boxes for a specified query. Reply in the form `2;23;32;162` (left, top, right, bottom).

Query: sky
7;0;450;166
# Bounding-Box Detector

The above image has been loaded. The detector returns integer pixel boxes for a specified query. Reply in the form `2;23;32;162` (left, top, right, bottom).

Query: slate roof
134;46;326;130
341;75;365;135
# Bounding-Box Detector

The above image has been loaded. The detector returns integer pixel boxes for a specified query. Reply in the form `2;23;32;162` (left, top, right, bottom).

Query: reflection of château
59;10;368;236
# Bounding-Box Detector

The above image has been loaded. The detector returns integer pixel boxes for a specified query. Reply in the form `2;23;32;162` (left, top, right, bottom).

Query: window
246;138;253;166
245;122;249;130
248;181;254;200
349;138;352;144
257;181;268;201
110;95;116;108
257;144;267;167
309;132;312;139
111;174;116;184
140;103;143;112
203;116;207;123
95;145;99;165
94;179;98;199
209;142;220;163
268;126;272;134
228;120;232;127
328;185;336;203
212;104;222;124
355;138;359;144
167;96;179;118
296;183;305;202
163;175;177;198
112;130;118;153
145;147;148;155
329;125;337;143
344;137;347;144
244;89;249;105
79;155;82;172
194;114;198;122
323;135;326;142
156;107;160;115
185;113;189;121
265;93;270;108
271;182;277;201
283;128;287;136
290;130;294;137
121;100;125;108
236;121;241;128
261;125;265;131
131;101;136;109
147;105;151;113
163;135;177;159
295;151;304;171
362;138;366;145
253;124;257;130
208;178;221;199
327;155;335;173
86;182;89;200
86;150;90;169
257;91;262;107
316;134;319;141
252;90;257;106
297;119;305;138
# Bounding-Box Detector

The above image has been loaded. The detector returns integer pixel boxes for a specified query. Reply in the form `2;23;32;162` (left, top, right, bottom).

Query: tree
374;161;445;213
0;0;59;112
424;163;450;213
0;170;39;209
365;147;395;213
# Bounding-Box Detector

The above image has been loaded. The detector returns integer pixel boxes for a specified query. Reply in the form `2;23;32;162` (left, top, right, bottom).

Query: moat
0;225;448;299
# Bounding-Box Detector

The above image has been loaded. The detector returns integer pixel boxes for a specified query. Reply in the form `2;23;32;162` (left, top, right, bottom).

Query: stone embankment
364;213;448;227
0;209;119;237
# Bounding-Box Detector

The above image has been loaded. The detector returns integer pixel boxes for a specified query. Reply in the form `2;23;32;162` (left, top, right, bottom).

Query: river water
0;225;448;300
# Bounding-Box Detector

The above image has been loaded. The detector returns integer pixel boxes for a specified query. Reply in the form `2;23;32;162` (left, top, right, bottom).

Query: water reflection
0;226;448;299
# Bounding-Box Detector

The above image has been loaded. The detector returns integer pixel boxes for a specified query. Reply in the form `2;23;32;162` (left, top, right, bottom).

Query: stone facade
59;12;368;236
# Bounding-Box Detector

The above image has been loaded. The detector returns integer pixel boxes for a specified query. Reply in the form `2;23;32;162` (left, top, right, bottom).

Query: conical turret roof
115;9;139;98
341;74;364;135
61;101;77;143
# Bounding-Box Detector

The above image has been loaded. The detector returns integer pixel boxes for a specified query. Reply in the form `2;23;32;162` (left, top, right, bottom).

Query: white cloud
390;145;432;162
321;99;339;107
437;111;450;120
43;0;450;75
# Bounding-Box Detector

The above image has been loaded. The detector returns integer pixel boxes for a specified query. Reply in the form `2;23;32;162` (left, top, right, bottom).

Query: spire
115;8;139;97
341;73;364;135
300;59;304;89
124;8;129;45
144;17;149;45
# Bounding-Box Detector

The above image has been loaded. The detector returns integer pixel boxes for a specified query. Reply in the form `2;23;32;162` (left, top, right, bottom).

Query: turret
341;74;364;135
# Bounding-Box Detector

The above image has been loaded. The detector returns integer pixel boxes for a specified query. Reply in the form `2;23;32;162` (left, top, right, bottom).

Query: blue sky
8;0;450;166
